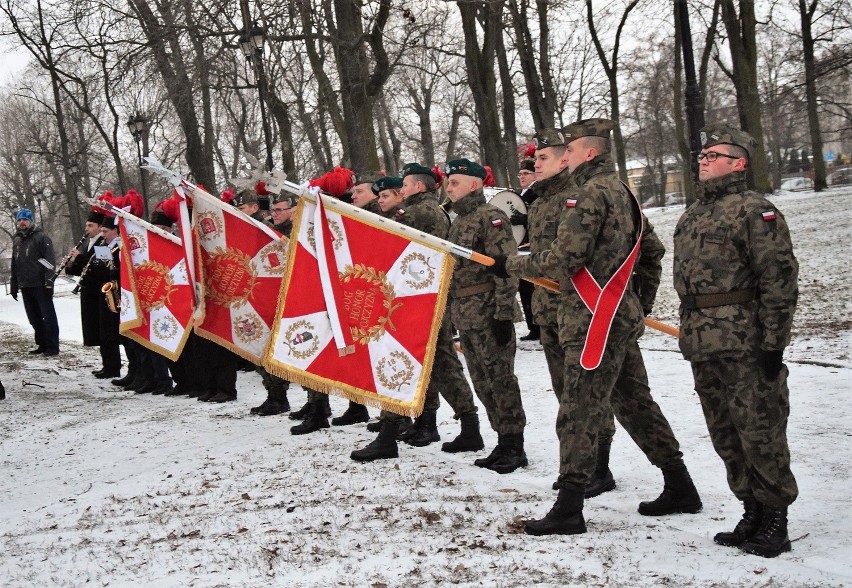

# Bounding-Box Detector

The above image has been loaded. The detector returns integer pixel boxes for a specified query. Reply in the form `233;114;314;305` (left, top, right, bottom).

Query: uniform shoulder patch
761;210;776;221
565;198;577;208
491;218;503;227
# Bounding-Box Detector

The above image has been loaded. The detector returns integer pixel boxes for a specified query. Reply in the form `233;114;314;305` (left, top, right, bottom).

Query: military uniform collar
572;155;614;186
403;190;435;206
698;171;748;203
452;188;485;216
532;167;573;198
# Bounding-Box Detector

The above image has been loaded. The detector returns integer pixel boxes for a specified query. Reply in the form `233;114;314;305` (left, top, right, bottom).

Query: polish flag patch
761;210;777;221
491;218;503;227
565;198;577;208
396;209;406;217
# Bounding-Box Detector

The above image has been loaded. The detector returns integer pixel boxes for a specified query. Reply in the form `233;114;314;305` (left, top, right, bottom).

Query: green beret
445;158;487;179
561;118;617;143
401;162;437;181
533;128;565;149
700;124;757;159
356;171;384;186
372;176;403;195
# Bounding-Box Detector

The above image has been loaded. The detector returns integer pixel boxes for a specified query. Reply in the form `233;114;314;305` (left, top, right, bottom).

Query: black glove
10;288;18;301
487;255;510;279
758;349;784;381
510;211;528;226
492;319;514;346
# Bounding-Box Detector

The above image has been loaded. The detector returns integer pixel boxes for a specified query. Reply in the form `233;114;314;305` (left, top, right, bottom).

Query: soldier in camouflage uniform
351;163;481;462
491;119;700;536
674;124;798;558
444;158;527;474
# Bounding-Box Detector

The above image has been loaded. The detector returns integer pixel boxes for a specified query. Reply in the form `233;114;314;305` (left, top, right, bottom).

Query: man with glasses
674;125;799;558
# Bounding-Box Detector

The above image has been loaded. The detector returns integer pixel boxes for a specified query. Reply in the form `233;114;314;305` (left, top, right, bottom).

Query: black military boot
289;401;311;420
397;414;422;443
112;368;135;387
252;389;290;416
485;432;528;474
332;401;370;426
290;400;330;435
474;434;505;468
1;380;5;400
405;410;440;447
638;464;703;516
134;381;156;395
740;505;792;558
441;413;485;453
585;441;616;498
208;390;237;403
714;500;763;547
350;421;400;462
524;485;587;536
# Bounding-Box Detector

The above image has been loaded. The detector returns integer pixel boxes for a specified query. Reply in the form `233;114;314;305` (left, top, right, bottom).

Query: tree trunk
458;0;509;186
507;0;556;129
673;1;696;205
496;25;518;185
800;0;827;191
719;0;771;193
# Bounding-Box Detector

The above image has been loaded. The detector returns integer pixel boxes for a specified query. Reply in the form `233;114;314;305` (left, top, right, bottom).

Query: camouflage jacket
635;219;665;316
447;189;519;330
673;172;798;361
271;219;293;238
361;199;383;216
525;168;574;327
506;156;644;346
393;191;450;239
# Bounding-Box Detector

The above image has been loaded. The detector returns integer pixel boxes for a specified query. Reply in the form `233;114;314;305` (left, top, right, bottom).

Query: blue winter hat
16;208;34;222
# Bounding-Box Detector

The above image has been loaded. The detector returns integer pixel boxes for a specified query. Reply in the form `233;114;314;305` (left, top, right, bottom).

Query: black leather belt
680;288;757;310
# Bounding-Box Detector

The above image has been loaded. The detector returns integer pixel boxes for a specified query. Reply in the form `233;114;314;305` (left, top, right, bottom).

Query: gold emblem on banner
203;247;258;308
283;320;320;359
259;240;288;275
153;315;179;340
340;264;401;344
233;313;264;344
376;351;415;392
400;252;435;290
134;260;176;312
306;218;344;252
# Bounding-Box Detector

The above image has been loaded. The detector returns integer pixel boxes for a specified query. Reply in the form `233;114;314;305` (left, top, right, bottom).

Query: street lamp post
126;112;148;216
239;22;274;171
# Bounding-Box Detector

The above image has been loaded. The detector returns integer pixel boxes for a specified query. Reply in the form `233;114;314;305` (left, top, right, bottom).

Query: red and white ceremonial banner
117;215;195;361
263;193;455;417
190;187;288;364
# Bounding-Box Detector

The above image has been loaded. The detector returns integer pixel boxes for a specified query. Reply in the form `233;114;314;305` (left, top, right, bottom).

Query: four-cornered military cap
445;158;487;179
520;158;535;172
533;128;565;149
356;171;384;186
561;118;617;143
372;176;403;195
232;188;258;208
272;192;298;208
401;162;437;181
700;124;757;160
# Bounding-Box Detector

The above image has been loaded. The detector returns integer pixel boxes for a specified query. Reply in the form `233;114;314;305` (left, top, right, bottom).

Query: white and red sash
569;182;643;370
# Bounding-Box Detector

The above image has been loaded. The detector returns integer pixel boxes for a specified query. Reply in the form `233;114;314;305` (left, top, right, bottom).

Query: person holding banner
351;163;482;462
490;119;700;536
444;159;528;474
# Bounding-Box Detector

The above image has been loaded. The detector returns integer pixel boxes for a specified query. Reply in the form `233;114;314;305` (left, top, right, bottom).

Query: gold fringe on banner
262;199;456;419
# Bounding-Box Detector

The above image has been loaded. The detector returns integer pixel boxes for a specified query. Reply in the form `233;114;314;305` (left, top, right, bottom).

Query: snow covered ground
0;187;850;587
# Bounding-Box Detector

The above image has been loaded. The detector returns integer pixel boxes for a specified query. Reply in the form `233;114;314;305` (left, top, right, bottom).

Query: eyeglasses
518;171;535;177
697;151;742;163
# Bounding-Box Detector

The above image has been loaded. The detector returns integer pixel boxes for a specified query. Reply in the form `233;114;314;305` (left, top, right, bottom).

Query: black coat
86;239;121;344
65;236;105;346
11;225;55;290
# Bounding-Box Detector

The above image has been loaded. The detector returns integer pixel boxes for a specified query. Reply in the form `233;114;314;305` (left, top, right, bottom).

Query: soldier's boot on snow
0;380;5;400
638;464;703;516
524;485;587;536
350;421;400;462
441;413;485;453
584;441;616;498
405;410;440;447
740;506;792;558
135;381;157;395
332;401;370;426
125;376;146;392
252;389;290;416
714;500;763;547
208;391;237;403
485;432;528;474
474;433;505;468
397;413;423;443
290;399;330;435
289;401;311;420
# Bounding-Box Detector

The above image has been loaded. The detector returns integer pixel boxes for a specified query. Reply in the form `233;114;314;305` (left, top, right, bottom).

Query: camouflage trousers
692;357;798;507
555;339;684;487
256;365;289;402
541;325;616;443
382;314;477;423
458;325;525;435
